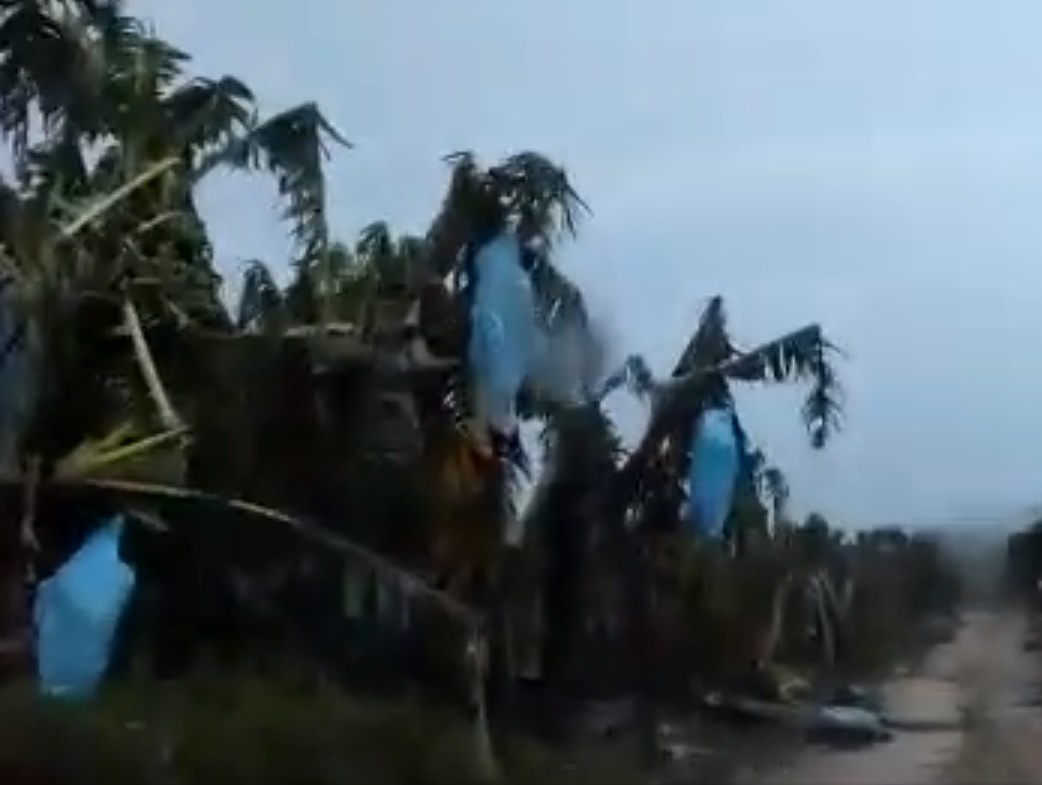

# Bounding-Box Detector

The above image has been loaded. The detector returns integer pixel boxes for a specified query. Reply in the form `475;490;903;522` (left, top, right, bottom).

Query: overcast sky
132;0;1042;527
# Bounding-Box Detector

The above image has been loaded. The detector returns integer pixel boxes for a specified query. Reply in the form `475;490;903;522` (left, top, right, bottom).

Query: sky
131;0;1042;528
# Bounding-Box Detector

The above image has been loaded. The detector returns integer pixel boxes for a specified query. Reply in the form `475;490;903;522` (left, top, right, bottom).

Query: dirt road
736;611;1042;785
942;611;1042;784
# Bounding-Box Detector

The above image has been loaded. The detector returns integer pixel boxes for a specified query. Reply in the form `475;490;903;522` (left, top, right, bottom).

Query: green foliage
648;508;963;692
0;4;956;782
0;681;473;785
0;672;646;785
1005;519;1042;599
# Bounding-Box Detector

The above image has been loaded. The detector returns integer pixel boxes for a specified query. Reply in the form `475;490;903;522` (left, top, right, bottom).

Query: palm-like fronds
250;103;347;256
198;102;349;325
357;221;427;294
718;325;842;448
426;150;588;278
163;76;255;156
0;0;97;155
236;259;285;332
623;326;828;488
673;295;737;376
663;322;844;448
486;151;589;249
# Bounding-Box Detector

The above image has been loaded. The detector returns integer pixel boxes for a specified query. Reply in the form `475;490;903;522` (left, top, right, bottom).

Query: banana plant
588;296;843;740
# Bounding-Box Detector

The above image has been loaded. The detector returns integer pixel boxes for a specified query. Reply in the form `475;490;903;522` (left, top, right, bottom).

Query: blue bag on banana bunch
685;408;741;539
33;515;136;698
467;231;539;437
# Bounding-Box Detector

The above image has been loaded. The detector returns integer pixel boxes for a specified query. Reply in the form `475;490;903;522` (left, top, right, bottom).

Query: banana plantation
0;1;963;782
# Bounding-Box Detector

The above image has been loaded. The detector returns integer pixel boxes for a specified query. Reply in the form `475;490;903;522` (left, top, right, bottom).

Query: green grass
0;672;646;785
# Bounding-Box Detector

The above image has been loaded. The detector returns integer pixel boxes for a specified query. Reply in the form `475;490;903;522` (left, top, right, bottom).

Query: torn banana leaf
54;424;190;485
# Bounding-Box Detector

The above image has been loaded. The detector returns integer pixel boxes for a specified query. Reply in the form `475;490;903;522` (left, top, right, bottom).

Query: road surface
737;610;1042;785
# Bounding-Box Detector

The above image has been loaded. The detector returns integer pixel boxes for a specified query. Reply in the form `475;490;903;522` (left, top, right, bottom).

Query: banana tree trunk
760;572;795;667
0;457;38;682
601;505;658;761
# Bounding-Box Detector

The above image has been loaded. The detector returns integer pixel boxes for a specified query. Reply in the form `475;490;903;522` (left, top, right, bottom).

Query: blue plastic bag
686;409;740;539
467;231;538;434
34;515;136;698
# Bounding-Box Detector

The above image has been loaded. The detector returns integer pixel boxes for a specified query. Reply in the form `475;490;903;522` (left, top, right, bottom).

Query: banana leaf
47;476;496;779
54;424;189;485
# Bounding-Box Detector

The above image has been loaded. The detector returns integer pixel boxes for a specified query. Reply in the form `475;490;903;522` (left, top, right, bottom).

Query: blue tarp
686;408;741;539
467;231;538;435
34;515;136;698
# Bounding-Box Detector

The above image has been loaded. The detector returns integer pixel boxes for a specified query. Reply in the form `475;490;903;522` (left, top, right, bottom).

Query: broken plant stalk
122;297;184;433
59;157;181;240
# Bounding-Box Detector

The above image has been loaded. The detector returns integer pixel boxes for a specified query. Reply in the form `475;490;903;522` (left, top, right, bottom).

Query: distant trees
1006;521;1042;600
